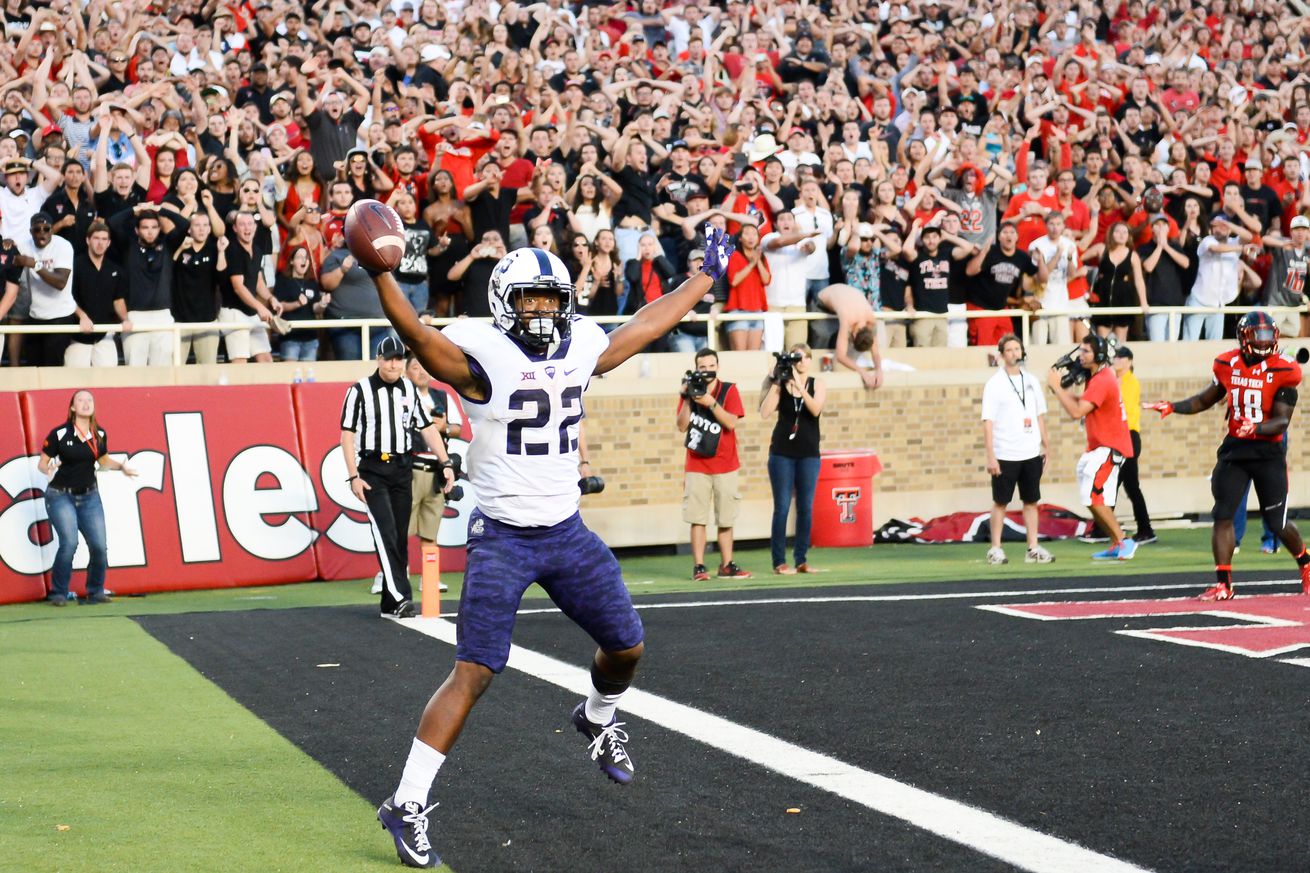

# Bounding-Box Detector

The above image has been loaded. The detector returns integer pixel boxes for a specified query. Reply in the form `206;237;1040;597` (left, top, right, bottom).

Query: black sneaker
382;600;417;619
692;563;710;581
377;795;440;868
571;702;635;784
83;592;113;604
1078;534;1111;544
1134;534;1158;545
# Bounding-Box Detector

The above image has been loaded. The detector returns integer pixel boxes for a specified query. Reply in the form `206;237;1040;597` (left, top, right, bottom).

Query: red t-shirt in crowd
1005;187;1059;251
726;249;769;312
679;381;745;474
1081;366;1134;456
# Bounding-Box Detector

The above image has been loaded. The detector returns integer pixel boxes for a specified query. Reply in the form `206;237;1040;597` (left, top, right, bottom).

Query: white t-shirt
761;232;809;308
441;317;609;527
791;205;833;281
0;183;50;249
1191;235;1241;306
21;235;75;320
981;367;1046;461
1029;234;1077;304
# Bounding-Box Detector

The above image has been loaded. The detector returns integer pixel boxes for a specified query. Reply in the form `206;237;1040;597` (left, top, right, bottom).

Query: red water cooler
811;450;882;547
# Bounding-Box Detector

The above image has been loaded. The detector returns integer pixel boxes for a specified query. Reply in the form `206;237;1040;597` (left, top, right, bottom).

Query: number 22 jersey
442;317;609;527
1213;349;1302;452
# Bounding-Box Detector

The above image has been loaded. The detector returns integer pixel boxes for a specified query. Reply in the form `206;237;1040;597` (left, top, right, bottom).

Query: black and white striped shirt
340;372;434;456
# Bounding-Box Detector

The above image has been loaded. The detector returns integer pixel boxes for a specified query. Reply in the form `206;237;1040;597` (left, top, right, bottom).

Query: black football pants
361;458;414;612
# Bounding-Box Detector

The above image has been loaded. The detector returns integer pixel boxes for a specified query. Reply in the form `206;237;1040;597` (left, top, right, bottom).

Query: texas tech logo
833;487;861;524
980;594;1310;667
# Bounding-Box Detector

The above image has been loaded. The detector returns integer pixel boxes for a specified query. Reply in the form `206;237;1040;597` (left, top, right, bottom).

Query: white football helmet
487;247;576;348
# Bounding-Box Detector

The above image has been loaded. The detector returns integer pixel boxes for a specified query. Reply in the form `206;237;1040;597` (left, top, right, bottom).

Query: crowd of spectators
0;0;1308;366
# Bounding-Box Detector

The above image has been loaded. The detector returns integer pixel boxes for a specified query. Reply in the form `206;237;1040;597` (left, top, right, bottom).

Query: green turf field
0;529;1282;872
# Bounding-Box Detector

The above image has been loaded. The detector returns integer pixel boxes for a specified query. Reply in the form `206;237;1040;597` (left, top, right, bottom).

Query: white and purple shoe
377;795;440;868
572;703;635;784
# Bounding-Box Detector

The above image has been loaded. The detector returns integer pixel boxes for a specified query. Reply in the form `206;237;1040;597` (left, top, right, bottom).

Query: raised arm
370;270;485;399
594;225;734;374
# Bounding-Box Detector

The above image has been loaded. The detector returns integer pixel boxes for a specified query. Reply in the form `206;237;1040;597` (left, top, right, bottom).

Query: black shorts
992;456;1043;506
1211;454;1289;523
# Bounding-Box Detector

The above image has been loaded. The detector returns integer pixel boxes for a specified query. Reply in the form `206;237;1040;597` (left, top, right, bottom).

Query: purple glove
699;224;736;281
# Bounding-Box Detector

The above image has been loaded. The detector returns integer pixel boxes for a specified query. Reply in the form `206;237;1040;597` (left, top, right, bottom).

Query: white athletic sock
394;738;446;807
584;687;626;726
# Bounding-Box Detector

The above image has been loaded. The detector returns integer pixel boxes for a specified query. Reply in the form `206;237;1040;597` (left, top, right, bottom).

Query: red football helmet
1237;310;1279;362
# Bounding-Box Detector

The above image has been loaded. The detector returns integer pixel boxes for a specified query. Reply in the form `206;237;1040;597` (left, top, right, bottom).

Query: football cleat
692;563;710;582
1116;539;1138;561
717;561;753;579
377;796;440;868
1198;582;1235;602
572;703;635;784
1025;545;1055;564
1091;544;1122;560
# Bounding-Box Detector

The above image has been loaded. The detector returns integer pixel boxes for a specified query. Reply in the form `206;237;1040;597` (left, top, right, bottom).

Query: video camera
772;350;803;384
1050;346;1090;389
682;369;715;398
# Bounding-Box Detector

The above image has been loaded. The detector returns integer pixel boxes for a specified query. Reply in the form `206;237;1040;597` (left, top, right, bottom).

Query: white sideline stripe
497;578;1300;618
400;617;1151;873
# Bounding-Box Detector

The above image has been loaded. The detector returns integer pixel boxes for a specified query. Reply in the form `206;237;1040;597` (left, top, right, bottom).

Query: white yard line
495;577;1297;617
400;616;1153;873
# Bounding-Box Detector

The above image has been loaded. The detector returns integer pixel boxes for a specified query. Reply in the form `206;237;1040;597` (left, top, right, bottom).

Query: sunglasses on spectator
110;56;127;63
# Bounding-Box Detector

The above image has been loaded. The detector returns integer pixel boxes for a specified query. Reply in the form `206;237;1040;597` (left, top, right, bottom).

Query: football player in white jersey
367;222;736;868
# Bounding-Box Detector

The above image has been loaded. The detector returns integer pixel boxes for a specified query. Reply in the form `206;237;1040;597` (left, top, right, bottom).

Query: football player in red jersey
1145;311;1310;600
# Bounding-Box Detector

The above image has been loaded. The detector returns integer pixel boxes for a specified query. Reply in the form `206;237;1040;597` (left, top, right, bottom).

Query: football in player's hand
344;199;405;273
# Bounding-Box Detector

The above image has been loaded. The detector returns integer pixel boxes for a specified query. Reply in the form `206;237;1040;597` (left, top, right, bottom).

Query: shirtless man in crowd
817;283;883;390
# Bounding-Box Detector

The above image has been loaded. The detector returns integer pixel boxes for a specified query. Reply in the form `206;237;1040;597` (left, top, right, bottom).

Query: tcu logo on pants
833;487;862;524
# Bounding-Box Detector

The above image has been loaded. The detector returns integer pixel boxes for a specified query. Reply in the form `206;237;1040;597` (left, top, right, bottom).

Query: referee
341;336;441;618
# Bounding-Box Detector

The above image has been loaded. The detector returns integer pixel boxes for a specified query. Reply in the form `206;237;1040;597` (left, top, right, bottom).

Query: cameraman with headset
760;344;826;575
1046;333;1139;561
676;347;752;581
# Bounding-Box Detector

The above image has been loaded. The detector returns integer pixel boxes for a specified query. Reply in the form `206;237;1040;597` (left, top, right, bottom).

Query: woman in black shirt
759;345;826;575
272;246;323;361
37;390;137;606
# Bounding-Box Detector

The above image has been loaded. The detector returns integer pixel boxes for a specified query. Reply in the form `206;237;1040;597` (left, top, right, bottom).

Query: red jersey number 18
1231;387;1265;423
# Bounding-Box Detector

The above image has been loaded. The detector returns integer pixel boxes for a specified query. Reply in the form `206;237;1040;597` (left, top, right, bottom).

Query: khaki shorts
682;470;740;528
409;466;446;541
219;307;271;359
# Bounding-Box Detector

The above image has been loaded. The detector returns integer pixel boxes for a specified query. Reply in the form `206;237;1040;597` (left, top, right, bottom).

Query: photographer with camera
676;347;752;581
1045;334;1138;561
760;344;826;575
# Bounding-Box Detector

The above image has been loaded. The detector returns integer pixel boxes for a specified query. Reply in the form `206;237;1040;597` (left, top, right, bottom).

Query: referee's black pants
360;457;414;612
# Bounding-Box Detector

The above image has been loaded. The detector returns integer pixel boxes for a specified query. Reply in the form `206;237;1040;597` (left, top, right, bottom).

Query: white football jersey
442;317;609;527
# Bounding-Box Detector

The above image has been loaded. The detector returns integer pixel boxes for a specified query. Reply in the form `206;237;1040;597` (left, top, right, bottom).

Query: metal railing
3;304;1304;364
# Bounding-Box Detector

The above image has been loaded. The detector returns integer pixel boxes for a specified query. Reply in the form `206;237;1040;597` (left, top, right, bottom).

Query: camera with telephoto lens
1050;346;1090;389
682;369;714;398
772;350;804;384
578;474;606;495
